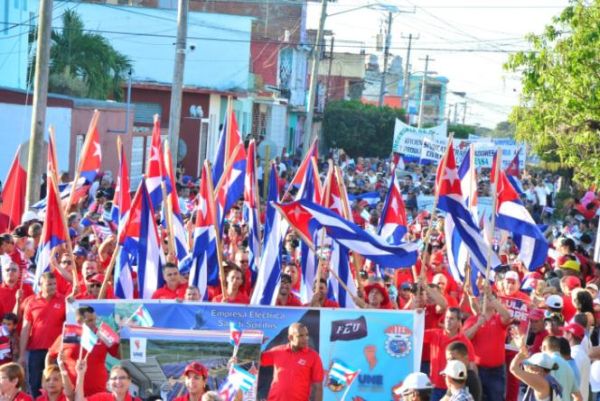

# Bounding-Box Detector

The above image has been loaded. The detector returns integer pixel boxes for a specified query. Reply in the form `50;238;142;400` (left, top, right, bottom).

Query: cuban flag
0;145;27;230
348;191;380;207
75;111;102;184
495;170;549;270
146;115;171;212
329;360;359;386
34;150;68;291
275;200;419;268
505;149;524;195
81;324;98;353
111;138;131;231
229;322;242;347
322;167;357;308
378;176;408;244
129;305;154;327
289;137;318;190
296;158;320;302
243;140;261;282
250;165;282;306
213;111;246;226
188;162;220;301
438;144;500;280
219;365;257;401
164;142;189;262
114;180;162;299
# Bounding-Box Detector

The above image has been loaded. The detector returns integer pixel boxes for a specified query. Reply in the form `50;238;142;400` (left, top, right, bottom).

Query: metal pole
453;100;458;124
167;0;189;172
402;33;416;120
26;0;53;208
462;102;467;124
325;36;335;105
125;69;132;133
417;55;430;128
303;0;328;154
378;11;392;107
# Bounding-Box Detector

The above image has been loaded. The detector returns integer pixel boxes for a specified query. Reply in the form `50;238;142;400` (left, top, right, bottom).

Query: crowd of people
0;146;597;401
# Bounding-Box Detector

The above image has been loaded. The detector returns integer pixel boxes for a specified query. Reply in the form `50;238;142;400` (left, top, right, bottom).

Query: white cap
505;271;519;281
440;360;467;380
545;294;564;309
21;210;39;224
394;372;433;395
523;352;558;371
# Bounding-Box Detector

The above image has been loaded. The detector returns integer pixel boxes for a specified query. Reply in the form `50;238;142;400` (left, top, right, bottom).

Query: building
361;54;404;106
405;74;449;126
317;51;365;103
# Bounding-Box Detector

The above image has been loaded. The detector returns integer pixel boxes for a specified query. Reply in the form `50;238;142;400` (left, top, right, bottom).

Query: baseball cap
564;322;586;339
586;283;599;293
183;361;208;378
545;294;564;309
563;276;581;291
560;260;580;272
523;352;558;371
440;360;467;380
529;309;545;321
504;271;519;282
86;274;103;284
396;372;433;395
73;246;88;257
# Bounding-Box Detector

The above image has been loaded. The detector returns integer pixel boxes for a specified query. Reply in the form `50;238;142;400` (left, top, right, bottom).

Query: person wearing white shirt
565;323;591;401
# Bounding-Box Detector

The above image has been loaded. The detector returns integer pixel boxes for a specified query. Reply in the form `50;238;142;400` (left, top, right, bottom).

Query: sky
307;0;570;129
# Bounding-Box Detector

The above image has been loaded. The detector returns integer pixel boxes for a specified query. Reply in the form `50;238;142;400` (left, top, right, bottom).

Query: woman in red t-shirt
173;362;210;401
36;365;67;401
74;361;141;401
0;363;33;401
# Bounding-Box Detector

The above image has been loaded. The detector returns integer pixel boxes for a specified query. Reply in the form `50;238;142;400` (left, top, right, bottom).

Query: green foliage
322;100;405;158
31;10;132;100
505;0;600;186
448;123;477;139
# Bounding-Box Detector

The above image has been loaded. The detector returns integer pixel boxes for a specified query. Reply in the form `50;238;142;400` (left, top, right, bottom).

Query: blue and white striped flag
329;360;359;386
218;365;257;401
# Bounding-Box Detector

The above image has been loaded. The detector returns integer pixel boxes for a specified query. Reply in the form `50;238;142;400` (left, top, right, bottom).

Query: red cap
86;274;104;284
564;276;581;291
529;308;545;321
564;322;585;339
184;361;208;378
364;282;390;307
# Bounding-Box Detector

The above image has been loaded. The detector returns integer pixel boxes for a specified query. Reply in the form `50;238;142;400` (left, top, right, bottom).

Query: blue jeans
478;365;506;401
432;387;447;401
28;349;48;398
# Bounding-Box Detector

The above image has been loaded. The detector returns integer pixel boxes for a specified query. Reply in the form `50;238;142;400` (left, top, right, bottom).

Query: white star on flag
93;141;102;158
390;196;399;215
290;206;304;220
443;167;459;186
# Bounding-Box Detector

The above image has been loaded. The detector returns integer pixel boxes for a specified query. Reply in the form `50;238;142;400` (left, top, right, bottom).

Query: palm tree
33;10;132;100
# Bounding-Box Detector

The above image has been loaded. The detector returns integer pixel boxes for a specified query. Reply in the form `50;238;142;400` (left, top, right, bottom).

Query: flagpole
314;159;334;287
204;160;227;297
162;141;177;257
66;110;100;211
418;133;454;287
48;127;78;296
482;146;501;314
282;137;318;202
97;243;120;299
340;370;360;401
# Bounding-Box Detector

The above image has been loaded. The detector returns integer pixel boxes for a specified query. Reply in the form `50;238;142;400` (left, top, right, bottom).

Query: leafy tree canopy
322;100;405;158
505;0;600;185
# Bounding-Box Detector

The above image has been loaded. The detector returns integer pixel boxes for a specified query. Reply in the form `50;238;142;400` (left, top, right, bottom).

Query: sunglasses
89;283;102;288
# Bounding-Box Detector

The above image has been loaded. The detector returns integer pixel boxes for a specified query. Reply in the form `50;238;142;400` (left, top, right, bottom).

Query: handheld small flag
328;360;359;386
97;322;120;347
229;322;242;347
81;324;98;353
129;305;154;327
62;323;82;344
219;365;257;401
0;325;10;338
0;342;10;359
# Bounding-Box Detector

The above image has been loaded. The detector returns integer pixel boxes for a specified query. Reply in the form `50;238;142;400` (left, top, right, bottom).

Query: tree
322;100;405;158
505;0;600;185
31;10;131;100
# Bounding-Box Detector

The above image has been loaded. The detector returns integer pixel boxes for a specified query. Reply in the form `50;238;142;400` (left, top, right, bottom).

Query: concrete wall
0;0;30;90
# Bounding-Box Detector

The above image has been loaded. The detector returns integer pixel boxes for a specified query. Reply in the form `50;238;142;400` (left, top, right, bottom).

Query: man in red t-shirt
423;307;475;401
46;305;119;396
276;274;302;307
151;263;186;300
0;261;34;315
463;292;512;401
306;279;339;308
260;322;324;401
19;272;65;398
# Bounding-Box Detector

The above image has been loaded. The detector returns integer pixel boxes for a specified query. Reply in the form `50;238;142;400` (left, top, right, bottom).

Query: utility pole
462;102;468;124
417;55;433;128
303;0;328;154
453;101;459;124
325;36;335;104
26;0;53;208
378;11;392;107
167;0;189;172
401;33;418;120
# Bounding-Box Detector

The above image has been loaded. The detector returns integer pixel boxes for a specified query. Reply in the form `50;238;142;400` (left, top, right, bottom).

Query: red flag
505;149;521;179
97;322;119;347
290;138;318;188
0;146;26;230
62;323;82;344
76;111;102;184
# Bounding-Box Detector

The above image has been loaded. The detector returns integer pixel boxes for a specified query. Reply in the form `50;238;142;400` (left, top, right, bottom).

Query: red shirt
0;282;34;313
562;295;577;322
529;330;548;354
463;314;510;367
48;333;119;396
87;392;141;401
261;344;324;401
23;294;66;350
151;283;187;300
424;328;475;389
213;292;250;304
13;391;33;401
36;390;67;401
421;304;445;362
276;294;303;307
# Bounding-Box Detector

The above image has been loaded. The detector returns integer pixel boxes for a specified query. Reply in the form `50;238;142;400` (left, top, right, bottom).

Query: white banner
393;119;447;153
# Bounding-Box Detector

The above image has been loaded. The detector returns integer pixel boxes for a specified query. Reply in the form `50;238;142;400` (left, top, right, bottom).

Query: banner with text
71;300;424;401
